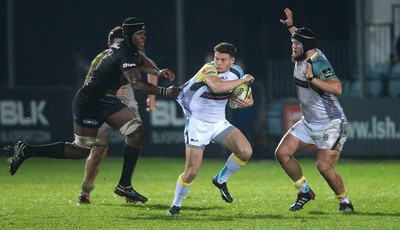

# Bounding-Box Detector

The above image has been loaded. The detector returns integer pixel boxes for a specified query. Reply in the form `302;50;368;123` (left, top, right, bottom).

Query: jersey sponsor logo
200;92;230;100
111;43;120;49
322;68;334;78
83;119;99;126
123;63;136;68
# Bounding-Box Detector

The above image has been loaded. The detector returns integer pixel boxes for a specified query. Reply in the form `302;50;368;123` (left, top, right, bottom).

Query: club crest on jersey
322;68;334;78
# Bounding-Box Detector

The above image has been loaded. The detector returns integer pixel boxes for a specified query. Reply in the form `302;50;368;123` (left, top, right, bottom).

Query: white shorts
184;117;234;147
290;118;347;151
97;88;141;137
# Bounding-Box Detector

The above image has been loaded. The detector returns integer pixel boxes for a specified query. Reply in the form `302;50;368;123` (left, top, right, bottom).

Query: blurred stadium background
1;0;400;159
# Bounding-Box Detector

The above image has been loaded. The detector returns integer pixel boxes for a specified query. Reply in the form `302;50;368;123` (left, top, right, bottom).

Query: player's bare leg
77;136;109;205
316;149;353;212
275;132;315;211
168;145;204;215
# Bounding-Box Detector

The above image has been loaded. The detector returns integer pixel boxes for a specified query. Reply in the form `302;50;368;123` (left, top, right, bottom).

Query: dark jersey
73;41;140;128
83;41;140;105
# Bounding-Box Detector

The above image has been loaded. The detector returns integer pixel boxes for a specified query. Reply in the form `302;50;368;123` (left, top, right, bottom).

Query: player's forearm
130;80;160;95
309;78;342;96
147;74;158;100
140;67;160;76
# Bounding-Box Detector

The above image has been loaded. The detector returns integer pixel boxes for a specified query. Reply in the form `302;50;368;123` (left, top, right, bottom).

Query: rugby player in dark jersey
9;17;181;203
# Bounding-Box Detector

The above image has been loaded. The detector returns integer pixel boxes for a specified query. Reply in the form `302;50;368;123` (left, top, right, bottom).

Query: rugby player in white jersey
168;42;255;215
275;8;354;212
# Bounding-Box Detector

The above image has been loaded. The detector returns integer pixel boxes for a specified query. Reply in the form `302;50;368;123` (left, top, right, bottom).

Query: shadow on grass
109;203;294;221
99;202;223;212
309;210;400;217
344;211;400;217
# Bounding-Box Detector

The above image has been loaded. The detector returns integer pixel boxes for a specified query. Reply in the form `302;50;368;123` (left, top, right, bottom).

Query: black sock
118;145;140;187
30;142;66;159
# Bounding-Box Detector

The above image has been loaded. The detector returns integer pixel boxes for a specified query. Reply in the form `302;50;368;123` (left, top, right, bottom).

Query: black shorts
73;88;126;129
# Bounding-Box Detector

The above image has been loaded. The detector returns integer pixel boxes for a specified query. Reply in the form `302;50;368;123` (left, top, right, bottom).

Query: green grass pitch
1;157;400;229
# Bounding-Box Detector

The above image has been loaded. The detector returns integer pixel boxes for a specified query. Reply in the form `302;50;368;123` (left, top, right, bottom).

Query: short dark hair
108;26;123;44
214;42;237;57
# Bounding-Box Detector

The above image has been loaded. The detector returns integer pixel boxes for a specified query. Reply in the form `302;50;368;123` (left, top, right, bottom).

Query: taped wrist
160;87;167;96
153;68;160;76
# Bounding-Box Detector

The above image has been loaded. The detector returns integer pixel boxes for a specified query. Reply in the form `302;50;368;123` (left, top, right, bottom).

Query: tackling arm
123;68;181;97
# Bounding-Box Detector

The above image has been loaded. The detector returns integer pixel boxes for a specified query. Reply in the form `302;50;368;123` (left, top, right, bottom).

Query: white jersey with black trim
177;63;244;123
293;49;347;124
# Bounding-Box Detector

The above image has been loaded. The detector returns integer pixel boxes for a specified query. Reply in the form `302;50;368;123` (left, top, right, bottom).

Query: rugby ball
228;83;251;109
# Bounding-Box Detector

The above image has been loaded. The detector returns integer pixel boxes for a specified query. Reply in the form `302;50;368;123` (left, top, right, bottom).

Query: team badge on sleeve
322;68;334;78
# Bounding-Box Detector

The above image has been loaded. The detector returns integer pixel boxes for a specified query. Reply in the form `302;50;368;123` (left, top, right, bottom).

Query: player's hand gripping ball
228;83;251;109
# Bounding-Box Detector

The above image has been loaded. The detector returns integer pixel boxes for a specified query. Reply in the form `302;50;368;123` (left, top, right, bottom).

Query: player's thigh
106;106;137;129
222;128;252;159
73;123;98;137
275;131;309;157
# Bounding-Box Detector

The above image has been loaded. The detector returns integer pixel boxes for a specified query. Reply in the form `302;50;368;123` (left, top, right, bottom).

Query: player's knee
120;118;142;136
316;161;332;175
238;144;252;161
185;170;198;181
274;147;282;160
274;145;291;162
74;135;96;150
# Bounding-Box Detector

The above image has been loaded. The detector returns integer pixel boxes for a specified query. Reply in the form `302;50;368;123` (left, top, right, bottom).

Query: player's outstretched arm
279;8;297;34
124;68;180;97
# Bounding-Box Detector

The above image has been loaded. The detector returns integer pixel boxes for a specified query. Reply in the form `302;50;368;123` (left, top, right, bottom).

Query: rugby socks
294;176;310;193
336;189;351;204
216;153;246;184
171;174;192;207
118;144;140;187
29;142;66;159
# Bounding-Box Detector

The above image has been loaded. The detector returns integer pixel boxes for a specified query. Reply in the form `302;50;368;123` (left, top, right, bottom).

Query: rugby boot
289;188;316;211
9;141;30;175
114;184;148;204
212;176;233;203
167;205;181;215
339;202;354;212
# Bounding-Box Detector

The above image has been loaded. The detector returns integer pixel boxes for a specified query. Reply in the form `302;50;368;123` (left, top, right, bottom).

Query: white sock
217;153;246;183
171;174;192;207
338;195;350;204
